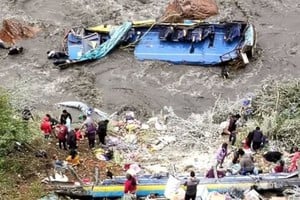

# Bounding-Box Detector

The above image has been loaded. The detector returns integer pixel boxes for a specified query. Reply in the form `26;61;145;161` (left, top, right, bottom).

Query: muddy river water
0;0;299;118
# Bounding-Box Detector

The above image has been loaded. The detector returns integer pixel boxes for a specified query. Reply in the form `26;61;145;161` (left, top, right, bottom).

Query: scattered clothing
52;154;67;175
66;154;80;166
227;163;241;175
35;150;48;158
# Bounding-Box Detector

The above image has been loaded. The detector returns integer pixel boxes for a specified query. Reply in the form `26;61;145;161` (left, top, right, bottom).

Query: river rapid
0;0;299;118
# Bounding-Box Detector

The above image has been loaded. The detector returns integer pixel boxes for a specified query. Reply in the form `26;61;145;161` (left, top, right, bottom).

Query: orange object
66;155;80;166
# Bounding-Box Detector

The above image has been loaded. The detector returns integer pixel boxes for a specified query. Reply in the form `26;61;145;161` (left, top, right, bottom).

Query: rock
160;0;219;22
0;19;40;45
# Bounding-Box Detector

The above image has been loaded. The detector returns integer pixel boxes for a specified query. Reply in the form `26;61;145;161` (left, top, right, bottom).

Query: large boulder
160;0;219;22
0;19;40;45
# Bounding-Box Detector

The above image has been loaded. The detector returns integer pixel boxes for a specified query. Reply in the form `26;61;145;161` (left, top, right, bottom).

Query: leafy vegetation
251;79;300;145
0;89;30;155
209;79;300;149
0;88;44;199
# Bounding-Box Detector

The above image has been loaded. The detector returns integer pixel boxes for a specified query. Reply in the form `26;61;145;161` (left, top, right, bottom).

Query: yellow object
86;20;156;33
86;19;204;34
86;24;114;33
132;20;155;27
66;155;80;166
126;124;138;133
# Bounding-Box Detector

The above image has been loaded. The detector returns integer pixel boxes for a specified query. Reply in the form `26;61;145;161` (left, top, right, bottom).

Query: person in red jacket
57;123;68;150
75;128;83;141
40;117;52;139
124;173;137;196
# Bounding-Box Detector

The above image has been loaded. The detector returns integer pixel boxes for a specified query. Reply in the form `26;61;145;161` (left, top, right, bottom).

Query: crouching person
240;150;259;175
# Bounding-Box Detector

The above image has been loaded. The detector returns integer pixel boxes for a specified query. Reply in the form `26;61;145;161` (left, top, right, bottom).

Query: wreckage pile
103;105;225;175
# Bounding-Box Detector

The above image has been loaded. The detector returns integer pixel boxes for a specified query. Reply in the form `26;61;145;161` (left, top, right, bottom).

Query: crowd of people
22;106;300;199
39;109;110;150
36;109;111;178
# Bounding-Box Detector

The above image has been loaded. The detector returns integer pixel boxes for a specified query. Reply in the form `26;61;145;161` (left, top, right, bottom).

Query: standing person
46;114;59;137
216;142;229;169
67;129;77;150
184;171;199;200
57;123;68;150
222;114;241;145
252;127;263;151
97;119;109;145
60;109;72;125
81;114;93;128
86;123;97;149
45;114;59;128
124;173;137;200
40;117;52;140
75;128;83;141
228;114;241;146
66;117;72;132
246;131;254;149
22;106;34;121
